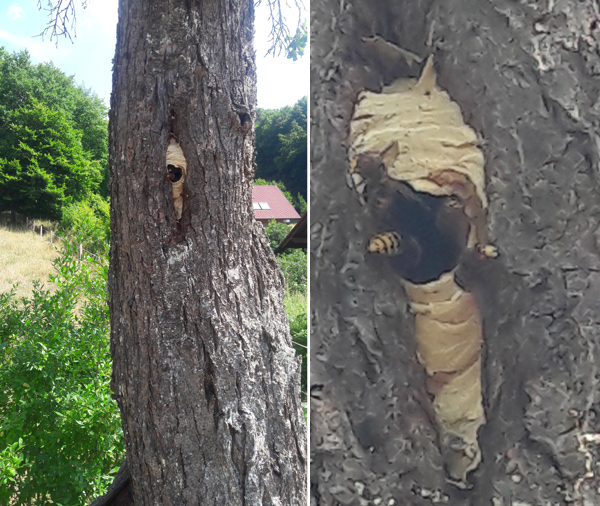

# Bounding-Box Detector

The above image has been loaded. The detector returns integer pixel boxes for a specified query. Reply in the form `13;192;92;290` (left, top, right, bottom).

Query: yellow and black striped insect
367;231;402;255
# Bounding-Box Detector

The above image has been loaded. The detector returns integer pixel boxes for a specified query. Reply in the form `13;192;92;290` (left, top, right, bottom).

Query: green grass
284;291;307;320
285;291;307;405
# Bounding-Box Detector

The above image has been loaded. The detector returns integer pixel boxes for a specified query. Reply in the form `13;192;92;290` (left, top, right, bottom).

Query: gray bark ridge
108;1;306;504
311;0;600;505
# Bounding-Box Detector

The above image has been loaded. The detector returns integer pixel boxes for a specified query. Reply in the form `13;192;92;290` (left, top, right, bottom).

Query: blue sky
0;0;308;110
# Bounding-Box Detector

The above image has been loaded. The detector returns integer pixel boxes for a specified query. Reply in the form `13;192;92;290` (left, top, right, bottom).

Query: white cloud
0;29;30;47
0;29;71;63
7;4;23;20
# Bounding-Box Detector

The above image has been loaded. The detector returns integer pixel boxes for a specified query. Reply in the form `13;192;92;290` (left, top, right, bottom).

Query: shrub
276;248;307;295
0;241;124;505
264;219;291;251
59;195;110;254
0;438;25;499
263;222;307;296
267;219;307;406
285;293;307;404
296;194;307;215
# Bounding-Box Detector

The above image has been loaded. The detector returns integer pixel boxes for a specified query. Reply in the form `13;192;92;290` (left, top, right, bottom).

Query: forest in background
0;47;307;247
0;48;109;209
255;96;307;211
0;47;110;252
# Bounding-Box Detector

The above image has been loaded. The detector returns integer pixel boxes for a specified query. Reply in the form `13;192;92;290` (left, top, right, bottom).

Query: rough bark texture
108;1;306;504
311;1;600;505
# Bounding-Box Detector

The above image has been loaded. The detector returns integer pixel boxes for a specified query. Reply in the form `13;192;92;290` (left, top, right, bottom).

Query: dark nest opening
367;178;469;284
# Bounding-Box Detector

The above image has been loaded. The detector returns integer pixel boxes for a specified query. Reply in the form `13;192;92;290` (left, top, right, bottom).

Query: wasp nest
349;55;493;486
166;137;187;220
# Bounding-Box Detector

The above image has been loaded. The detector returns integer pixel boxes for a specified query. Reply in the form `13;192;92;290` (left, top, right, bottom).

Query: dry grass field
0;227;61;299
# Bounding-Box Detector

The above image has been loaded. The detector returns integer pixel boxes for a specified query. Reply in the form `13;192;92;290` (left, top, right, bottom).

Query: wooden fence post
50;230;53;244
40;225;43;239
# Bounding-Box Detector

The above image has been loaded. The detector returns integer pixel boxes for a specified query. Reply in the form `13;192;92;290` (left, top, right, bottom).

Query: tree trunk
108;1;306;504
311;1;600;505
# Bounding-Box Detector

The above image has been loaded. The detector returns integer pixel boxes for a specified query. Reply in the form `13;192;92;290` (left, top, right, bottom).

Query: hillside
0;227;60;299
255;97;307;202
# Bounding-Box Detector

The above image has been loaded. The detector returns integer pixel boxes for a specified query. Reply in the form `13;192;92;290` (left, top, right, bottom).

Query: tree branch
257;0;305;57
36;0;88;46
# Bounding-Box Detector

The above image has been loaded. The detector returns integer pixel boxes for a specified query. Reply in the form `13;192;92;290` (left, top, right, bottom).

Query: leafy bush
296;194;307;215
266;220;307;404
59;195;110;254
0;242;124;505
264;222;307;295
285;293;307;404
0;438;25;498
276;248;307;295
265;220;291;251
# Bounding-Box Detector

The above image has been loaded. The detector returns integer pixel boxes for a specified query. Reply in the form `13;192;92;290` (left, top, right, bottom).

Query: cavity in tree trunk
108;1;306;503
311;1;600;505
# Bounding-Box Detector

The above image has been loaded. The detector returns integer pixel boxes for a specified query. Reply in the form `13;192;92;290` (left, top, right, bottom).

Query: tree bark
108;1;306;504
311;1;600;505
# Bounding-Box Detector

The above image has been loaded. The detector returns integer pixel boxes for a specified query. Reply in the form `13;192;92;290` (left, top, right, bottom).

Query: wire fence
18;217;103;262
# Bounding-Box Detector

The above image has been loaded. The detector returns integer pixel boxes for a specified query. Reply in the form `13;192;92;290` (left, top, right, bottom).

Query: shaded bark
311;1;600;505
108;0;306;503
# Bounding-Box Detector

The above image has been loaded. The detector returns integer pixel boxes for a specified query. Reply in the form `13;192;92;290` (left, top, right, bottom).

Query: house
276;212;307;252
252;185;301;225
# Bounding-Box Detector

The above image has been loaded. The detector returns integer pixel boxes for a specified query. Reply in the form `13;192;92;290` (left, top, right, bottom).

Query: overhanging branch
36;0;88;45
257;0;305;57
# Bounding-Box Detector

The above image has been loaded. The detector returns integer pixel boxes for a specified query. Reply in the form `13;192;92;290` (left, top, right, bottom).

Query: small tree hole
166;138;187;220
368;180;469;284
167;164;183;183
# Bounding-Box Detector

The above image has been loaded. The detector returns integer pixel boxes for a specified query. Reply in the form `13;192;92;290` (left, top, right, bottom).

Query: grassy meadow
0;226;61;298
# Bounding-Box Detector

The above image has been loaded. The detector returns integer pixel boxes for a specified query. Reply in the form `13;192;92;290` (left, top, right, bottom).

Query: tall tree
0;98;101;220
255;97;307;201
311;1;600;505
108;0;306;503
0;47;109;213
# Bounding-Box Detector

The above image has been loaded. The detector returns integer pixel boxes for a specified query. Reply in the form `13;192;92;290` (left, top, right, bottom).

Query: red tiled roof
252;185;301;221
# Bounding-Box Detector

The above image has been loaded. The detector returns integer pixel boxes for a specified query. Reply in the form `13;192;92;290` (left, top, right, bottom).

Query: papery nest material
348;55;487;210
348;53;489;486
166;137;187;220
403;271;484;483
